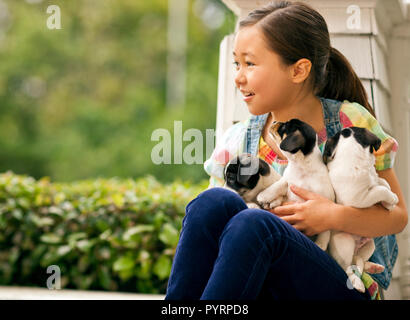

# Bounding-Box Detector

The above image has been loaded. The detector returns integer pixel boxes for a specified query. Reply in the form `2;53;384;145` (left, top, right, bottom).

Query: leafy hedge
0;171;208;294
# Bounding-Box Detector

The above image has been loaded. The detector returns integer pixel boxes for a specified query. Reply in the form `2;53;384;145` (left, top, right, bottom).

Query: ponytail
318;47;376;117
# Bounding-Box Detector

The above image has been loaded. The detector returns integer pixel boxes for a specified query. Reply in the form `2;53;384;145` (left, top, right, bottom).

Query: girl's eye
232;61;254;69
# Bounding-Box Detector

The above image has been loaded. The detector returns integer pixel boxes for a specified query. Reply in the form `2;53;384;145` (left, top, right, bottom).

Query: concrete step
0;286;165;300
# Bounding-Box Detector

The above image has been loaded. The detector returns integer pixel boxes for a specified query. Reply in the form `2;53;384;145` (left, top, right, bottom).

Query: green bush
0;171;208;293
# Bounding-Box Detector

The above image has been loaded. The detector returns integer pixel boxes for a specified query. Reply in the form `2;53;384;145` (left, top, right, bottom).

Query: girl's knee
184;187;246;227
198;187;244;203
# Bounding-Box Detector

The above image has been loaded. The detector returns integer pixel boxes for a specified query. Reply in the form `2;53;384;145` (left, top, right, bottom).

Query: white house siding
387;20;410;300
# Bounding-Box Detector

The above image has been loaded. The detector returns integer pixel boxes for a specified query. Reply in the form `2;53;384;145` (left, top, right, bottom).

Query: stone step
0;286;165;300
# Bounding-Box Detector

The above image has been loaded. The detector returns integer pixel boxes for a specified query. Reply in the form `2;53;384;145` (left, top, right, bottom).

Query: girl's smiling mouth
241;90;255;102
244;93;255;102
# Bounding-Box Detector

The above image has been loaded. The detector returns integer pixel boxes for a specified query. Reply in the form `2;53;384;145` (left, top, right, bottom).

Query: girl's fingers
273;204;300;215
290;185;321;200
281;201;296;206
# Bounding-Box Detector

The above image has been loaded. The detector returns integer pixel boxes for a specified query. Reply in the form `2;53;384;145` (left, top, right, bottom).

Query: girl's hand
269;185;339;236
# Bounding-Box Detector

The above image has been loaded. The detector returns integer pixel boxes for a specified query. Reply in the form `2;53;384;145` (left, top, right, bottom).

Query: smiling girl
165;1;408;300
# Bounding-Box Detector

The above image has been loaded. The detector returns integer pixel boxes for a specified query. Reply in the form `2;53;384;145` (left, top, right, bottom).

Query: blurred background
0;0;236;184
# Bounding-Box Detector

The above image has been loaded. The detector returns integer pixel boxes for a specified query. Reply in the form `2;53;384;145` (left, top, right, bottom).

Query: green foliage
0;0;236;184
0;171;208;293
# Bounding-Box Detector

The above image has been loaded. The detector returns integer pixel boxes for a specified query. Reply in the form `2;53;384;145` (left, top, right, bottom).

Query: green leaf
54;193;66;204
118;269;134;281
76;239;95;252
136;259;152;279
30;214;54;227
17;198;30;209
67;232;87;243
123;225;154;241
111;193;124;207
40;233;62;244
153;255;171;280
57;245;71;257
113;256;135;272
158;223;179;247
48;206;64;216
98;266;112;290
12;209;23;220
99;229;112;241
8;247;20;265
40;249;60;267
113;255;136;281
153;211;166;228
95;219;110;232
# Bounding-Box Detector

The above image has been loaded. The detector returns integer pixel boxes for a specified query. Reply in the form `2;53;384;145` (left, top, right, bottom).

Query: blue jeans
165;187;371;300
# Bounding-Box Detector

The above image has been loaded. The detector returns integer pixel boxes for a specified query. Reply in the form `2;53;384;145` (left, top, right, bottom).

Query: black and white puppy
257;119;335;251
323;127;398;209
323;127;398;292
224;153;282;208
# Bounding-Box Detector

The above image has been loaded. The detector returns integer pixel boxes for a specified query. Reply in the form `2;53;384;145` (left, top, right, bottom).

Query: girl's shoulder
339;100;377;128
339;100;399;171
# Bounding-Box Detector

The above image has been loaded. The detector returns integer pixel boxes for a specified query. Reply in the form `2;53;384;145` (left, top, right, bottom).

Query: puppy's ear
236;172;252;186
257;158;271;176
323;132;341;164
224;157;240;188
351;127;382;154
367;131;381;153
276;122;287;139
371;138;382;153
279;129;306;153
236;154;259;186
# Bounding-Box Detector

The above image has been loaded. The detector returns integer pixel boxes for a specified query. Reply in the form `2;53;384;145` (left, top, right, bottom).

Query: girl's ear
291;58;312;84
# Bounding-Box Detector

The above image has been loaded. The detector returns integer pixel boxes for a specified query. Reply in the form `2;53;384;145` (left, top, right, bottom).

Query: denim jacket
242;97;398;290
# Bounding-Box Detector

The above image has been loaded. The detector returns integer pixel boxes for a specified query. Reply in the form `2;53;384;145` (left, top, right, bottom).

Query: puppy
224;153;282;208
257;119;335;251
323;126;398;292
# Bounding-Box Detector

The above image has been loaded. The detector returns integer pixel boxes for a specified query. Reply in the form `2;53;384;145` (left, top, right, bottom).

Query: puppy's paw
381;193;399;211
269;197;283;209
260;202;272;210
381;201;395;211
349;274;365;293
315;239;328;251
256;191;274;208
364;261;385;274
246;202;260;209
256;179;288;207
346;266;365;293
392;193;399;205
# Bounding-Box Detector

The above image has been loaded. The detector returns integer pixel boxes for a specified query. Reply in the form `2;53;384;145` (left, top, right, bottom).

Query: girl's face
233;26;295;115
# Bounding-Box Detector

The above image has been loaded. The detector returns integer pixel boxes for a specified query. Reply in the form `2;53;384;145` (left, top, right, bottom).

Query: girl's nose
234;69;246;87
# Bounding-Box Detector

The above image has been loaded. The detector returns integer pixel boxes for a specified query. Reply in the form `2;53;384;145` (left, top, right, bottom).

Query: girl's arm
330;168;408;238
272;168;408;238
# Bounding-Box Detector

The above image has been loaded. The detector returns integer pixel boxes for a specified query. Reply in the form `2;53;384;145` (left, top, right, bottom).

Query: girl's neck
269;94;324;132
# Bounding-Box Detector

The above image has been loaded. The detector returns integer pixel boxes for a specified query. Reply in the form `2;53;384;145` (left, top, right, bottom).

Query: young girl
165;1;408;300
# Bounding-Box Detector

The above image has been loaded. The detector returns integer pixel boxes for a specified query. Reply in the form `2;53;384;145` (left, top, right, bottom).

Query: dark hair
239;0;376;117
